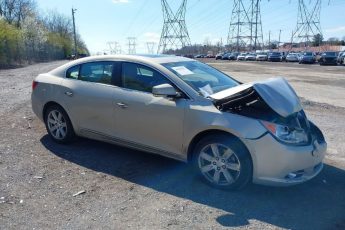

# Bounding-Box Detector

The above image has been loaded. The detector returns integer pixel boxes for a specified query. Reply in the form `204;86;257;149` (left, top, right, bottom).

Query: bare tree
0;0;36;27
43;10;72;38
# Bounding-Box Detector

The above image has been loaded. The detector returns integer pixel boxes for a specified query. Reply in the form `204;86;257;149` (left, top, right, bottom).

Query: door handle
65;91;73;97
116;102;128;109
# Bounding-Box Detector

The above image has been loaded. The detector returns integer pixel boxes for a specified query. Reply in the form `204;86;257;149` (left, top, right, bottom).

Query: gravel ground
0;60;344;230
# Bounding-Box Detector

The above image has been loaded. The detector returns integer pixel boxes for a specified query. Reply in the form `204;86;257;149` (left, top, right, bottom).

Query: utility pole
158;0;191;54
107;41;122;54
290;30;294;51
292;0;322;48
72;8;78;58
127;37;136;54
268;30;271;50
146;42;155;54
228;0;263;52
278;29;282;51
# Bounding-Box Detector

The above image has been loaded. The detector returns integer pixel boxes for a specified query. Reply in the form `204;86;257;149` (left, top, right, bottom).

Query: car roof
49;54;194;77
73;54;192;64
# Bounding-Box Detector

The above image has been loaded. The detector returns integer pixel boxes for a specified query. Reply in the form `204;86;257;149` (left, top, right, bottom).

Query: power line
107;41;122;54
127;37;137;54
292;0;322;48
158;0;192;54
146;42;156;54
227;0;263;52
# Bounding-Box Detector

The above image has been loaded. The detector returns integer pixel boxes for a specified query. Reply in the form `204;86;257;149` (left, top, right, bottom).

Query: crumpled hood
209;77;303;118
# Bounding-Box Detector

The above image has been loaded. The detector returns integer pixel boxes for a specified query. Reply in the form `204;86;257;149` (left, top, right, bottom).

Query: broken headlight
261;121;308;145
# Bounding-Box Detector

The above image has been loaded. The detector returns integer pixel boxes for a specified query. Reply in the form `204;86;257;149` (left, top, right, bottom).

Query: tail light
32;81;39;91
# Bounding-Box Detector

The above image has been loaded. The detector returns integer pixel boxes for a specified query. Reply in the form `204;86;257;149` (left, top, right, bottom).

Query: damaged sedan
31;55;327;190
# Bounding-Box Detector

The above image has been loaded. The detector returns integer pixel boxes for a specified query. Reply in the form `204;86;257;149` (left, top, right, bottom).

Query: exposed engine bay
208;78;317;145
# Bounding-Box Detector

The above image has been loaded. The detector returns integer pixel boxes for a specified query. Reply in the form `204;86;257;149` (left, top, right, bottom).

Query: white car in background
256;52;268;61
237;53;247;61
245;53;257;61
286;53;300;62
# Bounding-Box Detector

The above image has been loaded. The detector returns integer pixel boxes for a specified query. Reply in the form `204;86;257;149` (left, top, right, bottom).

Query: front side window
66;65;80;79
122;62;171;93
79;62;114;85
162;61;239;97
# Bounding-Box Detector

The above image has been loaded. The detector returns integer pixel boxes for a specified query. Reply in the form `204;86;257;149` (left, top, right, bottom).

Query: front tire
44;105;75;144
193;134;252;190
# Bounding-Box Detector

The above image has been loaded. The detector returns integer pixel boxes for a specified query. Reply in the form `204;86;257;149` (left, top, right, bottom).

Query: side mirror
152;84;179;97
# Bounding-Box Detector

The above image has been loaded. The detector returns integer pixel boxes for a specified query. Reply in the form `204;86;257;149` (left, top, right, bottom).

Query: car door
112;62;187;157
61;61;117;136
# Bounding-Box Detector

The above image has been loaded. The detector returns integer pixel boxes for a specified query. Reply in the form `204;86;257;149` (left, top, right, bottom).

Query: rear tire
44;105;75;144
192;134;252;190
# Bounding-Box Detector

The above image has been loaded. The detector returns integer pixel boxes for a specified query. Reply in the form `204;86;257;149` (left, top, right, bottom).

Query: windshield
162;61;239;96
270;52;281;55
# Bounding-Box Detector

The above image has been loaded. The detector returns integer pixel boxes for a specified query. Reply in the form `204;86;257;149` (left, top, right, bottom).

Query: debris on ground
73;190;86;197
33;176;43;179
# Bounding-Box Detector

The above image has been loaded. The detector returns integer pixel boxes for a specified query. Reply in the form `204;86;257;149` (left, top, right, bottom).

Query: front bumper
244;128;327;186
256;56;267;61
286;58;299;62
268;57;281;62
320;59;337;65
300;58;315;63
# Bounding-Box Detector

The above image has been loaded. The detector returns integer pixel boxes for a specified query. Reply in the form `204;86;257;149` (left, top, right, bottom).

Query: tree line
0;0;89;68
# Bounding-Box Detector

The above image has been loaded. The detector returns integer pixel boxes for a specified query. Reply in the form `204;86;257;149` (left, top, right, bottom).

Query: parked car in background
256;52;268;61
268;52;282;62
229;52;239;60
319;52;338;66
299;52;316;64
237;53;247;61
183;54;194;59
195;54;206;58
207;54;215;58
245;53;256;61
286;53;300;62
215;53;224;60
220;53;229;60
337;52;345;65
32;54;327;190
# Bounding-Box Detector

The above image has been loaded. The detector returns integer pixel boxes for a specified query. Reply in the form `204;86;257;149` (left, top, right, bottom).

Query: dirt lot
1;60;345;230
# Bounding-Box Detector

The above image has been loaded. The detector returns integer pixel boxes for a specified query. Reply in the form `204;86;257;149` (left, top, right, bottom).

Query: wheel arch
186;129;253;166
43;101;76;132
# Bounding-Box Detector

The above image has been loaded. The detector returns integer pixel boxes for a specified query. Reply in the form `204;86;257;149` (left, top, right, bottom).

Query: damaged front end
209;77;324;146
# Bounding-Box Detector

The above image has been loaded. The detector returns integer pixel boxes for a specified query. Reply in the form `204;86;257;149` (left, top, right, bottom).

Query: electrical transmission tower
127;37;137;54
292;0;322;48
158;0;191;54
107;41;122;54
227;0;263;52
146;42;155;54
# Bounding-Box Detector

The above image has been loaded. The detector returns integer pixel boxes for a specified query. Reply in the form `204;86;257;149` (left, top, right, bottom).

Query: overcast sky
36;0;345;54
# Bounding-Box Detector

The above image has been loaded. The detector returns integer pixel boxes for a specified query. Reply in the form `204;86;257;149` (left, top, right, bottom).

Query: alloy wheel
198;143;241;186
47;110;67;140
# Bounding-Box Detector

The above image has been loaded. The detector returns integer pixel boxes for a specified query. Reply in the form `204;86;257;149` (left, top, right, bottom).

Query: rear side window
122;62;170;93
66;65;80;79
79;62;114;85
